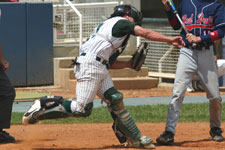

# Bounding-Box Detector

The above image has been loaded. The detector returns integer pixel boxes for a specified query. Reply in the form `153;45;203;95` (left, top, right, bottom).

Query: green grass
15;91;51;100
12;102;225;125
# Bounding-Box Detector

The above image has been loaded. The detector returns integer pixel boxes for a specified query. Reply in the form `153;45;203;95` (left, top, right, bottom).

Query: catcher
22;4;185;149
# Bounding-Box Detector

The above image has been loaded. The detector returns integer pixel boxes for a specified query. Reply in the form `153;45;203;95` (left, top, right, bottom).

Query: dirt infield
6;85;224;150
1;122;225;150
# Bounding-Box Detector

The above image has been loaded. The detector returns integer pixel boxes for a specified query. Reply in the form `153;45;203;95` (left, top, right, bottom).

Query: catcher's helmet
110;5;143;26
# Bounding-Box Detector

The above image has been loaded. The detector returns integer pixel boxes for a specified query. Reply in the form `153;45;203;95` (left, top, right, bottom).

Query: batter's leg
166;48;197;133
157;47;198;145
196;48;224;141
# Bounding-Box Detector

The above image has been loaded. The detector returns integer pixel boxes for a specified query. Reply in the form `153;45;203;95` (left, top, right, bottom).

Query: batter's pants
166;47;222;134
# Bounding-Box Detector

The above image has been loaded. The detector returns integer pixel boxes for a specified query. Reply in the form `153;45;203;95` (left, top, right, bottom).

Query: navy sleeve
214;3;225;28
200;3;225;42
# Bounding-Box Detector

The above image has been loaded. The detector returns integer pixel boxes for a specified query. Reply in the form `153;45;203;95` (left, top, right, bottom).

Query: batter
157;0;225;145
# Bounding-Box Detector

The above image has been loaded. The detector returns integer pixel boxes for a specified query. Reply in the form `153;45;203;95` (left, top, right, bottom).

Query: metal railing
18;0;119;49
53;1;119;49
141;18;181;77
63;0;82;48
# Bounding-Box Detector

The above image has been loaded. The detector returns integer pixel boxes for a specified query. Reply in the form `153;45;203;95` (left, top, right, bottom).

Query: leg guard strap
40;96;64;109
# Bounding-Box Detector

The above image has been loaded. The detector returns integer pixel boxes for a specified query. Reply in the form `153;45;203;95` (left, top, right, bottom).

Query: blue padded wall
0;2;53;87
26;3;53;86
0;3;27;86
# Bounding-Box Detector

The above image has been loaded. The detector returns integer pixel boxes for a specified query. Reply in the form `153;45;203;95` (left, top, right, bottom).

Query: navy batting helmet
110;5;143;26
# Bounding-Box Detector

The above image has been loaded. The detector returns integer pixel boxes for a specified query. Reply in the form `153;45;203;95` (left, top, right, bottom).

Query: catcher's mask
110;4;143;26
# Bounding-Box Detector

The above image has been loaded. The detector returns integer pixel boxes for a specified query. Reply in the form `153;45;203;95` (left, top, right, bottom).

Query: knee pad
72;102;93;117
104;87;123;111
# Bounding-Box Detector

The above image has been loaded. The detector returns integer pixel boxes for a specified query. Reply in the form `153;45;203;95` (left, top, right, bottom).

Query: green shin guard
115;109;142;143
104;87;145;146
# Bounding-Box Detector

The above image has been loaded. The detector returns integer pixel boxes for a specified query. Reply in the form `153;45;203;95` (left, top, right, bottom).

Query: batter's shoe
156;131;174;145
210;127;224;142
22;100;42;125
125;136;155;149
0;131;15;143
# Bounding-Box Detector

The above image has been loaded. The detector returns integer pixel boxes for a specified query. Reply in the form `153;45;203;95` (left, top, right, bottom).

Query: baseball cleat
156;131;174;145
125;136;155;149
210;127;224;142
0;131;15;143
140;136;155;149
22;100;42;125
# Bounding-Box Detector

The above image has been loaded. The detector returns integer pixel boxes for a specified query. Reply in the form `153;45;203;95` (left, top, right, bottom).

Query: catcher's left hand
131;42;150;71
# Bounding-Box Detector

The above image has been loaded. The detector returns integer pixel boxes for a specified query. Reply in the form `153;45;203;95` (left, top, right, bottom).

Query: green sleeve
112;20;136;37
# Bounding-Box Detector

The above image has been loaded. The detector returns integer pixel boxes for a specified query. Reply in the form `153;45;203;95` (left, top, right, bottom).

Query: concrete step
54;57;159;91
65;77;158;91
112;77;158;90
109;67;149;77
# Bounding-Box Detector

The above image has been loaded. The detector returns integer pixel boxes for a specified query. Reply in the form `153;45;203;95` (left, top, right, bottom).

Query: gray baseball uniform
163;0;225;135
166;46;221;133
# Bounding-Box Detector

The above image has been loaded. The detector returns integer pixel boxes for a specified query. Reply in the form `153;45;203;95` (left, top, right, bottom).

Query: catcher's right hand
131;42;150;71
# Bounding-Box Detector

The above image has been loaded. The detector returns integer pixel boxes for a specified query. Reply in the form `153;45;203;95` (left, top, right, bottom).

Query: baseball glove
132;42;150;71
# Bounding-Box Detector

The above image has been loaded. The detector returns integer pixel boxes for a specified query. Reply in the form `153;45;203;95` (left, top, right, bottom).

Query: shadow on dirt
155;138;212;147
33;144;131;150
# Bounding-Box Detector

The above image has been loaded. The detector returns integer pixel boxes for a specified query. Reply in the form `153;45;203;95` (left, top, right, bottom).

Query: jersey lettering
182;13;213;25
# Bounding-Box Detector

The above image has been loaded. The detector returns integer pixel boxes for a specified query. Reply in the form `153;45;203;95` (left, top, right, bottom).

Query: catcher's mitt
132;42;150;71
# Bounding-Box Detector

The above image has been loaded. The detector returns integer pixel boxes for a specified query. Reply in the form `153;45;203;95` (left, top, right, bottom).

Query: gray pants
166;47;222;134
0;67;15;129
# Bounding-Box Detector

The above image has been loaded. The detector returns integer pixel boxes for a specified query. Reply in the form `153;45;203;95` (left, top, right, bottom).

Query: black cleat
156;131;174;145
210;127;224;142
0;131;15;143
